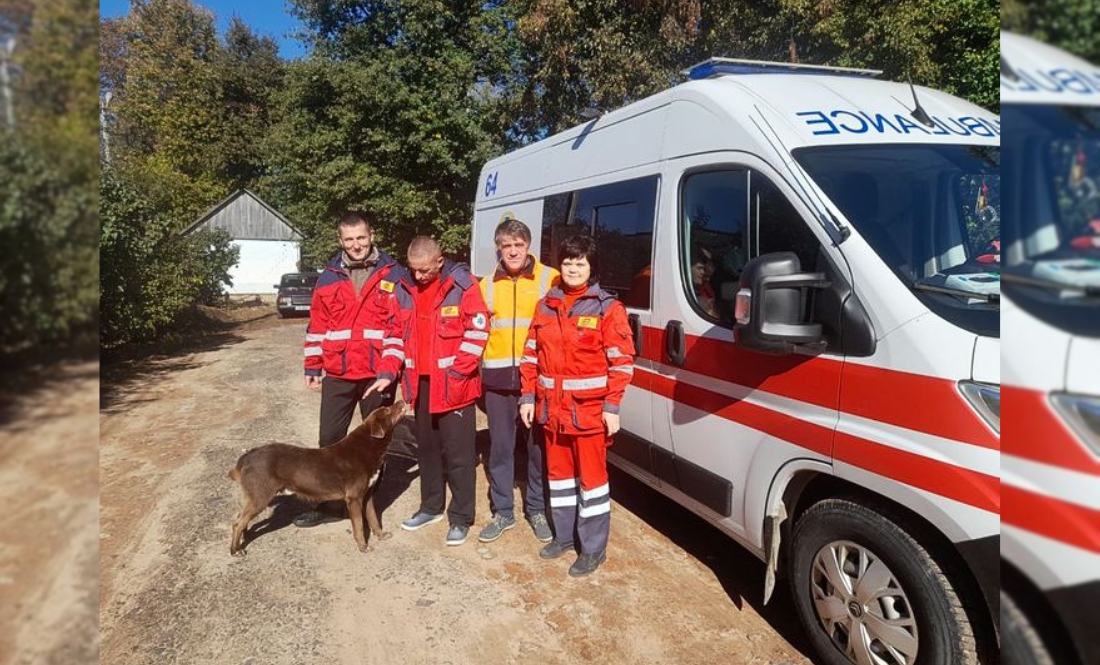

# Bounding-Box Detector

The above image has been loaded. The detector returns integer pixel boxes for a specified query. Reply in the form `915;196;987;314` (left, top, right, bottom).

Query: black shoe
568;551;606;577
539;540;575;560
293;509;343;528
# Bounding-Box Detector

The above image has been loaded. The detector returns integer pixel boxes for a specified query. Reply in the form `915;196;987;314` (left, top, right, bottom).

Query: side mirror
734;252;829;355
273;284;280;289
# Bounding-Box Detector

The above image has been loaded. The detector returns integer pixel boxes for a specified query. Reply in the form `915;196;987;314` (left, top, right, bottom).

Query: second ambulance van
472;59;1000;665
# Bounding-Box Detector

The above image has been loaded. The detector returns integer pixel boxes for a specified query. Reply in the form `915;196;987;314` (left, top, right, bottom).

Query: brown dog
228;401;408;556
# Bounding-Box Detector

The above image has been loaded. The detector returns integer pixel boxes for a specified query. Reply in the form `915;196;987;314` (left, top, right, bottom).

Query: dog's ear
369;413;388;439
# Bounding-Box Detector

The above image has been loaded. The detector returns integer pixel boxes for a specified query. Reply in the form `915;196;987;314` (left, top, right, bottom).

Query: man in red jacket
299;211;407;527
398;236;490;546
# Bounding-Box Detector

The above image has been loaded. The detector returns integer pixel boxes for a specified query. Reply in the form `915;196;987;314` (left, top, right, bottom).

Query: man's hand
602;411;620;437
304;375;322;391
519;403;535;429
362;377;392;398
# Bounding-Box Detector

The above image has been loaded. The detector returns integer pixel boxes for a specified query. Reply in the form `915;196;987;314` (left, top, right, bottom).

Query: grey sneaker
477;514;516;543
445;524;469;546
568;551;607;577
400;511;445;531
527;512;553;543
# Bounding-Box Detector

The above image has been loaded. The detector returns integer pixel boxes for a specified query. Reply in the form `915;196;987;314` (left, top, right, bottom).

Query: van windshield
794;144;1000;336
1000;104;1100;336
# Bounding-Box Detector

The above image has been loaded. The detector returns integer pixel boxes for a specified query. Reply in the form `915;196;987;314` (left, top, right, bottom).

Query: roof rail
683;57;882;80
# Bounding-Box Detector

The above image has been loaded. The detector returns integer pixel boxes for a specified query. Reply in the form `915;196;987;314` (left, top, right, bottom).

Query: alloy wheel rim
809;540;919;665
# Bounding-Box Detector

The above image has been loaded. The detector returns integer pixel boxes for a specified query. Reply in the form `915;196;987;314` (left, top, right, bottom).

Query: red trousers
545;429;611;554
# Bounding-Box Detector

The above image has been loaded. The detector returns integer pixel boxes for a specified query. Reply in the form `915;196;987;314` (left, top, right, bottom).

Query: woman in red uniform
519;234;636;576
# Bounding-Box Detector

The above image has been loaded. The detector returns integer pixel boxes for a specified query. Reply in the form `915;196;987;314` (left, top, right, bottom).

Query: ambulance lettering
796;110;1000;137
1002;67;1100;94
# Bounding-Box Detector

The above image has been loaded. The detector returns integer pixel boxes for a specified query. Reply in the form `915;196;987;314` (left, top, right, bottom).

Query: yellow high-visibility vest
479;255;559;390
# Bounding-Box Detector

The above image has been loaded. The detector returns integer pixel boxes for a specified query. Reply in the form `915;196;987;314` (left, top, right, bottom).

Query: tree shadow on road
0;359;100;429
100;332;250;415
608;466;814;660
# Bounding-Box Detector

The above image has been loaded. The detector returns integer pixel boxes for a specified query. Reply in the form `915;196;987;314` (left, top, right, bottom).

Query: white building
182;189;303;294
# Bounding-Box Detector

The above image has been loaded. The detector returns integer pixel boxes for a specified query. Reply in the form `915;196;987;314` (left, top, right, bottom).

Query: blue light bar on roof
684;57;882;80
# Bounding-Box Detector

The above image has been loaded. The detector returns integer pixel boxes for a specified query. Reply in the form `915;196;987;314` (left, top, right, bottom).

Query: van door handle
628;313;643;356
665;320;685;366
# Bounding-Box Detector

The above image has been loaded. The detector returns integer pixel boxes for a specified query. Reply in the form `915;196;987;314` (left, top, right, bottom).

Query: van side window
681;169;749;323
539;175;658;309
749;172;820;272
681;170;818;324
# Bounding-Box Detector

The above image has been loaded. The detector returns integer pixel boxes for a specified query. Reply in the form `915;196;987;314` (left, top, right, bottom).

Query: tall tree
0;0;98;351
264;0;515;261
215;16;285;190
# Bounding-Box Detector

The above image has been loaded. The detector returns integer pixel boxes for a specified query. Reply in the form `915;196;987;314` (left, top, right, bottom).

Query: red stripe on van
840;363;999;451
1002;385;1100;476
639;325;997;450
1002;484;1100;555
833;432;1000;513
640;326;841;410
633;367;999;513
634;369;833;456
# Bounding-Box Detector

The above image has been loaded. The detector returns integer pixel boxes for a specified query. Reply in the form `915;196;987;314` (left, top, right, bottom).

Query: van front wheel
789;498;977;665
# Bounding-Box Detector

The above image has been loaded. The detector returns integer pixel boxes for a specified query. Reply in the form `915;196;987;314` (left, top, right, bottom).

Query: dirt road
99;308;813;665
0;361;99;665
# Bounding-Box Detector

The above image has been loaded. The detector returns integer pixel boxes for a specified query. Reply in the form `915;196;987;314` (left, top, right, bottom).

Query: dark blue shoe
445;524;469;546
400;511;445;531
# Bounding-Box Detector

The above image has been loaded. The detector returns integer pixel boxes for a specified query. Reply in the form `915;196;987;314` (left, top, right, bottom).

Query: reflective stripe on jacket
304;251;406;382
479;255;558;391
399;261;490;414
519;284;636;434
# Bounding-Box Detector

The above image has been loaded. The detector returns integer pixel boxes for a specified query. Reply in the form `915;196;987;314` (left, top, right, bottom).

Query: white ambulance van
472;59;1000;665
1000;32;1100;665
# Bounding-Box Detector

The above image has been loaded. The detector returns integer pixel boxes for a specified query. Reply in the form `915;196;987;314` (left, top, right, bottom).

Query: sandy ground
0;361;100;665
97;307;813;665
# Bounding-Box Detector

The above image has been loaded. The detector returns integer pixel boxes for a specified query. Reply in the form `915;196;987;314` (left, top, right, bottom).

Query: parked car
274;272;319;318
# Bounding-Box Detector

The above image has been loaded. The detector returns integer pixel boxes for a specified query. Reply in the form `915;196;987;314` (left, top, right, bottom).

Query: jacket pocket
445;368;479;407
321;338;348;376
439;316;464;338
570;395;605;431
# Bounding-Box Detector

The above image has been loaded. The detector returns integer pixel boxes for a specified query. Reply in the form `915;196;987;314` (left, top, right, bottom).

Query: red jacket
520;284;635;434
304;251;407;383
398;261;490;413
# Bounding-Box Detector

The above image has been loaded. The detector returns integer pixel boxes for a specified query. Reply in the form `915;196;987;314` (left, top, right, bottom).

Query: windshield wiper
1002;271;1100;296
911;281;1000;303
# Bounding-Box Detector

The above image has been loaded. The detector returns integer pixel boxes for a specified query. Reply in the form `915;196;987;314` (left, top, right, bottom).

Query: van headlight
959;381;1000;433
1050;393;1100;457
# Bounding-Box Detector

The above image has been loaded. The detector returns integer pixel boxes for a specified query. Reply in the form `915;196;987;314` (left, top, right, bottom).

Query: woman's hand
602;411;620;437
519;403;535;429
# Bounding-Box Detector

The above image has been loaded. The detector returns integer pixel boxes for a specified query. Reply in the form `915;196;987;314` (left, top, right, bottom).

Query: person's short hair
494;218;532;246
407;235;442;261
338;211;372;232
557;234;599;284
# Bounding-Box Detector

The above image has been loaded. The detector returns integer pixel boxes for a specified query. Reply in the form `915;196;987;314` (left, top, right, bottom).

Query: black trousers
415;377;476;527
319;376;396;447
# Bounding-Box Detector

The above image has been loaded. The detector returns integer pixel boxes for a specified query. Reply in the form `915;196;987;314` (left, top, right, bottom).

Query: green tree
263;0;515;262
215;17;286;190
1005;0;1100;64
99;0;283;349
0;0;98;352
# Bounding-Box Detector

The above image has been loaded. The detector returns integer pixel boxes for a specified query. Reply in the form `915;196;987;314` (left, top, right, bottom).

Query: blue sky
99;0;310;60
